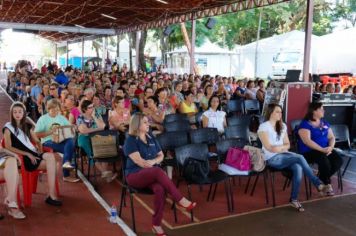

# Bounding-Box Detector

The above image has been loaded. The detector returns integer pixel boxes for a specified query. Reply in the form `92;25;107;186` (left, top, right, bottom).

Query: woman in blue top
298;102;343;196
123;113;196;236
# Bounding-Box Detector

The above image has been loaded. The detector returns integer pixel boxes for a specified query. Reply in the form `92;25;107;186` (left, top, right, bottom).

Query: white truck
271;28;356;80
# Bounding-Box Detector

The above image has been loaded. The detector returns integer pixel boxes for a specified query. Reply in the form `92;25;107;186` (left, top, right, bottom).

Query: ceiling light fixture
101;13;117;20
75;24;85;28
156;0;168;4
42;1;63;5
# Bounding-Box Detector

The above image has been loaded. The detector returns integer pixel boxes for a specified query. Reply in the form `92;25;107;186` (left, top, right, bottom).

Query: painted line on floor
77;171;136;236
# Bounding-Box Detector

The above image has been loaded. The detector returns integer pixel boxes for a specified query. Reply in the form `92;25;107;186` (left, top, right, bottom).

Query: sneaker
63;176;80;183
290;200;305;212
62;162;75;169
324;184;335;196
45;196;62;206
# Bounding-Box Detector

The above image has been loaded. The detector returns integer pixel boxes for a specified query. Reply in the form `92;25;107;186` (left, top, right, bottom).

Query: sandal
290;200;305;212
4;199;26;219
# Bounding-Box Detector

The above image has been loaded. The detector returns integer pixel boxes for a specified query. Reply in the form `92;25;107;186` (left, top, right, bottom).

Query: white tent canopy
237;30;320;78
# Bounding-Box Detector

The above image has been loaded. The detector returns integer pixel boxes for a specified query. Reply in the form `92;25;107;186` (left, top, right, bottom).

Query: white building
167;40;239;77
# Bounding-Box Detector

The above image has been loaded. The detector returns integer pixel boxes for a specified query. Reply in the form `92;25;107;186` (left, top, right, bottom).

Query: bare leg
39;153;57;199
4;157;19;203
3;157;25;218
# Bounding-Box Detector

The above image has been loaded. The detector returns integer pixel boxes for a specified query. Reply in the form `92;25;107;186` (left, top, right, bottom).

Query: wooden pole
190;19;196;74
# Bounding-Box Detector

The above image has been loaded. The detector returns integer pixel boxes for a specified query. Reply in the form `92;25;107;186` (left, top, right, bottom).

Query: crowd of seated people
313;81;356;98
2;59;351;229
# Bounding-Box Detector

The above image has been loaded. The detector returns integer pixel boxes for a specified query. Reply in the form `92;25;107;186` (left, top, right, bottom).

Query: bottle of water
109;204;117;223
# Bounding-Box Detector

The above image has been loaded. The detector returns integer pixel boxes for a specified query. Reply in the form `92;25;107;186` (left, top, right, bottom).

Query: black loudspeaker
205;18;217;29
163;26;173;36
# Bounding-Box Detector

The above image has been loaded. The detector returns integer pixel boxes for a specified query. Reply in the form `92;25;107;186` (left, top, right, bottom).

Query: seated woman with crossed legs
124;113;196;236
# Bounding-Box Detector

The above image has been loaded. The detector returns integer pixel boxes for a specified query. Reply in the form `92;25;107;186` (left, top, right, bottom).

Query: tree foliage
332;0;356;27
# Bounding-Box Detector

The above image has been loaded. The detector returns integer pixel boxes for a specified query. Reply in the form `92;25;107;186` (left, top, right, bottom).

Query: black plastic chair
331;124;356;177
119;155;178;232
227;114;251;127
244;99;260;115
225;125;250;142
290;119;302;132
189;128;220;145
175;144;232;218
226;99;244;116
189;127;221;162
164;113;189;124
164;119;191;132
156;131;189;167
85;130;121;184
215;138;269;209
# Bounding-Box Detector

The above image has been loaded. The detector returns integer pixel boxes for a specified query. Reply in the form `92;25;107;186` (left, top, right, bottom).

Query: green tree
332;0;356;28
152;20;210;56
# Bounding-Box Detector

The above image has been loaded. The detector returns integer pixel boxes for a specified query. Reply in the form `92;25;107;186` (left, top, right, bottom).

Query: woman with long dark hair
3;102;61;207
202;95;227;134
257;103;326;212
298;102;343;196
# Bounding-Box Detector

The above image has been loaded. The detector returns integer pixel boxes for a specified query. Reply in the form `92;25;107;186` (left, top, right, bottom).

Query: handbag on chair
90;134;118;158
51;124;75;143
243;145;266;172
225;147;251;171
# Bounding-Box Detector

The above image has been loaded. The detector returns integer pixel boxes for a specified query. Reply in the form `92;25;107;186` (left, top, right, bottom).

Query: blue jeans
267;152;322;201
43;138;75;177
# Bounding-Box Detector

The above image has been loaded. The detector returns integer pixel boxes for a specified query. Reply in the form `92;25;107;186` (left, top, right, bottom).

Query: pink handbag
225;147;251;171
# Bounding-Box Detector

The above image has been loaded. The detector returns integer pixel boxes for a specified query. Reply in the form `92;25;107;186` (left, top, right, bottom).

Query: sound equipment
163;26;173;36
205;18;217;29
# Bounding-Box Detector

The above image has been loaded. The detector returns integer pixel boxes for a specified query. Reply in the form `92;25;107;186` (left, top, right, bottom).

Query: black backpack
249;115;260;133
183;157;210;183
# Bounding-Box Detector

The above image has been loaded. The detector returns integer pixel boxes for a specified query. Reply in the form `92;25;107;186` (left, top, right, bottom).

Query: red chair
1;139;60;207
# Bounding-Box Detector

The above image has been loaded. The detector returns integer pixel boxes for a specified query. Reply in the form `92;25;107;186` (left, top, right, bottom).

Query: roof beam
0;21;117;35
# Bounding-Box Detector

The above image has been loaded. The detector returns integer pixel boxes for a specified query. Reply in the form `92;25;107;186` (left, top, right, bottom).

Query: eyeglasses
50;88;56;90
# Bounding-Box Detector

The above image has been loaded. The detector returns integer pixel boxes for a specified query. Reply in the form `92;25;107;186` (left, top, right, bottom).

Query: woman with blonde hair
35;99;79;183
124;113;196;236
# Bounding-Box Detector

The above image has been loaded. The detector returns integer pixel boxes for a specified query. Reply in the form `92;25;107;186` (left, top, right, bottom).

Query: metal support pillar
136;31;140;72
116;35;120;61
81;37;84;70
102;37;108;72
54;44;58;63
190;19;196;74
254;9;263;78
66;41;69;67
303;0;314;82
